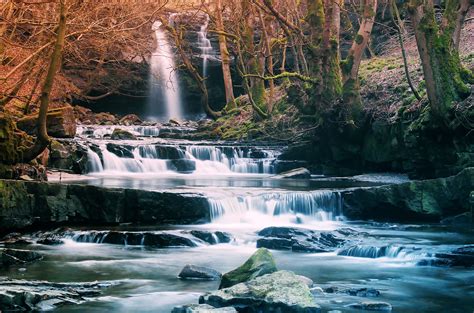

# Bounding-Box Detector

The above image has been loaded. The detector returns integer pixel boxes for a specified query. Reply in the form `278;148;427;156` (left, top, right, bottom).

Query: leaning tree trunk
408;0;472;121
21;0;67;163
215;0;235;109
342;0;378;107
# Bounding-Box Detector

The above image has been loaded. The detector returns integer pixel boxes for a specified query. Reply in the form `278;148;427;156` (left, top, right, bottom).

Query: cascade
147;20;183;121
197;14;214;79
337;245;427;259
207;190;343;223
84;143;279;175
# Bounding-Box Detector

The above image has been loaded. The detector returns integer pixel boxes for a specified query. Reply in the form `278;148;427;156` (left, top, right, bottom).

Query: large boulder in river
17;106;76;138
1;248;42;267
110;128;137;140
178;265;222;280
219;248;277;289
200;270;321;313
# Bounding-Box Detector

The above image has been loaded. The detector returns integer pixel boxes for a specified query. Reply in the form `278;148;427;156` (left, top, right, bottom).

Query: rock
418;245;474;267
17;106;76;138
170;159;196;173
441;212;472;227
110;128;137;140
257;227;354;253
73;105;95;124
0;233;32;245
0;279;111;311
341;167;474;222
0;180;211;234
323;286;380;297
169;118;182;126
1;249;42;267
219;248;277;289
201;271;321;313
349;301;392;311
36;234;64;245
106;143;135;158
178;265;222;280
48;140;89;174
119;114;142;126
95;112;117;125
189;230;232;244
273;167;311;179
172;304;237;313
273;160;310;174
19;175;33;181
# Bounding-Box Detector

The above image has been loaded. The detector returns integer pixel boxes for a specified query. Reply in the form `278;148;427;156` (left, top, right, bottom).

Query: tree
407;0;473;121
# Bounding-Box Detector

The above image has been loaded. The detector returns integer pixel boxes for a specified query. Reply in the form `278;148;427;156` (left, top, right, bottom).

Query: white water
197;14;214;79
86;144;278;175
148;21;183;121
207;190;343;224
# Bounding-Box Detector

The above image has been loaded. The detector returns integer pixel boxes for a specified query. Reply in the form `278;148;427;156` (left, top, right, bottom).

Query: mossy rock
219;248;277;289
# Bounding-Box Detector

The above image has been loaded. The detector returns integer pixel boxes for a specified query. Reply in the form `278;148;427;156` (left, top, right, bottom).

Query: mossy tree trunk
408;0;473;121
342;0;378;110
242;0;267;115
21;0;67;163
215;0;235;109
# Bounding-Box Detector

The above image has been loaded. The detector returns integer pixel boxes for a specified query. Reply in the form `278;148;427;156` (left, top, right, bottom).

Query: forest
0;0;473;312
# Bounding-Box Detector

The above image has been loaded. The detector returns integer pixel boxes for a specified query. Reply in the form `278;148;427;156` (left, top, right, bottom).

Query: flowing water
147;21;183;121
2;124;473;312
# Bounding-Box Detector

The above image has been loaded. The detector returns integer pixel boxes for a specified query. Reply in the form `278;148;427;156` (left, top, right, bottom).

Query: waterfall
147;20;183;121
337;245;427;259
87;148;103;173
207;191;343;223
85;143;279;175
197;14;214;79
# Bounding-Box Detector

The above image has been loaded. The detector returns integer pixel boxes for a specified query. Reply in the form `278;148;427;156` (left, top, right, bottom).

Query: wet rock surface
349;301;393;311
0;279;112;311
418;245;474;267
1;249;42;267
274;167;311;179
201;270;321;313
219;248;277;289
257;227;361;253
172;304;237;313
178;265;222;280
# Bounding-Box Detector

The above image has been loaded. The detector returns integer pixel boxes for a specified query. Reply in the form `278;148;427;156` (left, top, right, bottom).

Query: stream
1;124;473;312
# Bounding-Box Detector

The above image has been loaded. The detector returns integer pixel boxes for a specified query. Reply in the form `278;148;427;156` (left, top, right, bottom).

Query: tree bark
408;0;472;121
215;0;235;108
342;0;377;94
21;0;67;163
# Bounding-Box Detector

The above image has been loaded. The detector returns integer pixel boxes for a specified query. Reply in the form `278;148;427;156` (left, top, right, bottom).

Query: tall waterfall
197;14;214;79
147;21;183;121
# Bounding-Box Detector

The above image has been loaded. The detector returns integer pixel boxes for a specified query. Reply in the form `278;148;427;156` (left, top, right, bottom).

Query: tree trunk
21;0;67;163
408;0;472;121
259;10;275;113
215;0;235;108
342;0;377;106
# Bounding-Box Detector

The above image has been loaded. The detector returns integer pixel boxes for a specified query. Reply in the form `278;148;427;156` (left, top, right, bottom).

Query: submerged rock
418;245;474;267
201;270;320;313
178;265;222;280
349;301;392;311
0;279;112;311
274;167;311;179
172;304;237;313
257;227;357;253
323;286;381;297
1;249;42;267
219;248;277;289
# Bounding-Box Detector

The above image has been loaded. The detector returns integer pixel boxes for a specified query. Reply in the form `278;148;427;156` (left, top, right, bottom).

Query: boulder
110;128;137;140
172;304;237;313
48;140;88;174
1;249;42;267
95;112;117;125
200;271;321;313
73;105;95;124
349;301;392;311
189;230;232;244
178;265;222;280
257;227;355;253
119;114;142;126
17;106;76;138
0;279;111;311
273;167;311;179
219;248;277;289
273;160;309;174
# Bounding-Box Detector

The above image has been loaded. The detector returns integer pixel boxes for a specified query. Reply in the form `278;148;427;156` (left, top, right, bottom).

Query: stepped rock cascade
77;125;196;138
197;14;215;79
85;143;280;175
147;20;183;121
207;190;343;223
337;245;428;260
